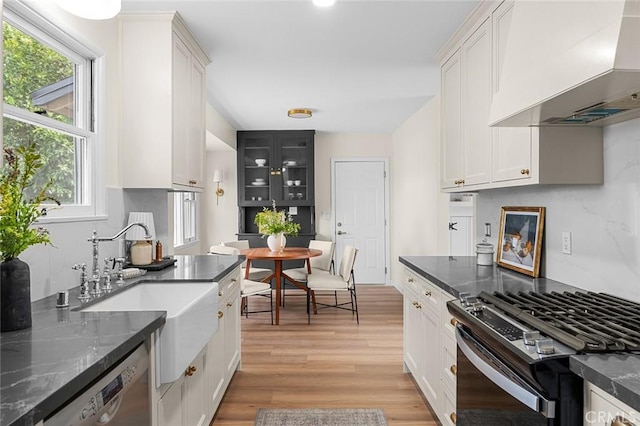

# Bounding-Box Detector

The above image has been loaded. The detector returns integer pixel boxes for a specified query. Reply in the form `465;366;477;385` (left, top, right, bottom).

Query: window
174;192;198;247
2;5;98;218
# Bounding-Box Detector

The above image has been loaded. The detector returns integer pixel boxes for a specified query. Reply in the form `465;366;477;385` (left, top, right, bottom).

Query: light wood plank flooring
211;285;437;425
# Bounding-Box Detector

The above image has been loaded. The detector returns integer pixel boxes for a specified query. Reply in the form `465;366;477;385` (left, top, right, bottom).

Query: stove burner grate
479;290;640;353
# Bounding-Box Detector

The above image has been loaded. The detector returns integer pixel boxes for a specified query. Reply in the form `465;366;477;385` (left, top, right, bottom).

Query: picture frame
496;206;545;278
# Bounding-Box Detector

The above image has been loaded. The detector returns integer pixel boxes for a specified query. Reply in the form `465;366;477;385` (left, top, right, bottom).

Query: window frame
173;192;199;249
2;2;105;221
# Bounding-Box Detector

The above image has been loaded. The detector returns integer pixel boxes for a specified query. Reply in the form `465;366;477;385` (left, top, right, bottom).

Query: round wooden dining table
241;247;322;325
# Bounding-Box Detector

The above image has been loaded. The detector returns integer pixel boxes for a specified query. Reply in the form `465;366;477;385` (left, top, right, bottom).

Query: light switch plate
289;207;298;215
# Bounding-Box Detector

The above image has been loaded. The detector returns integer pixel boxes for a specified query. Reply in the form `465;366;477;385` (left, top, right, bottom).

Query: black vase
1;258;32;332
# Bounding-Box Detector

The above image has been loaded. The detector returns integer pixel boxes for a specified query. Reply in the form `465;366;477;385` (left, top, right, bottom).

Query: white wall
391;97;449;288
476;118;640;300
314;133;393;239
202;148;239;249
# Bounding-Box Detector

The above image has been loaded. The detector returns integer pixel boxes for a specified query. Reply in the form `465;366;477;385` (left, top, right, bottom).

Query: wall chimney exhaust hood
490;0;640;127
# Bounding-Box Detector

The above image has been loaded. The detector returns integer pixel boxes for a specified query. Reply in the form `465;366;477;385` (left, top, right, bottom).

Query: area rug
254;408;387;426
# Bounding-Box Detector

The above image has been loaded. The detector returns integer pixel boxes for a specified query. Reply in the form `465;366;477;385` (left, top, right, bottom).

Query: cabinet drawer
415;279;440;316
217;268;241;300
584;382;638;426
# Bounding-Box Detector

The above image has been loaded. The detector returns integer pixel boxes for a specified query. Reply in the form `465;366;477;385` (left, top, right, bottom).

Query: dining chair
208;245;273;324
282;240;335;305
306;245;358;324
220;240;273;281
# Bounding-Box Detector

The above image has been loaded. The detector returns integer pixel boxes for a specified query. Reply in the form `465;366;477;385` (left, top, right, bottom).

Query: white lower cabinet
584;382;639;426
155;267;242;426
403;268;457;424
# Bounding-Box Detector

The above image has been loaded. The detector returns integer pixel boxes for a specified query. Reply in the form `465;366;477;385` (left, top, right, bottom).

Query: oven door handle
456;327;556;418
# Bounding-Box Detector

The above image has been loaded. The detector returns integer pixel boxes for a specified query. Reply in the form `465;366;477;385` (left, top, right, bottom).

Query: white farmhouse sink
81;282;219;384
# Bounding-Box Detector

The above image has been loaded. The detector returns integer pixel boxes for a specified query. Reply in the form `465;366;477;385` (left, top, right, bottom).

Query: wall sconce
213;170;224;205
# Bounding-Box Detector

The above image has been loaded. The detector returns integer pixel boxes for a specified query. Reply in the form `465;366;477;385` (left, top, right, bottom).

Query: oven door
456;326;554;425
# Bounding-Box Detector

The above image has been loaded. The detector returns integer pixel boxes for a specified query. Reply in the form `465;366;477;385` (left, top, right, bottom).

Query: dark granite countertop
399;255;640;412
399;255;579;298
1;254;244;426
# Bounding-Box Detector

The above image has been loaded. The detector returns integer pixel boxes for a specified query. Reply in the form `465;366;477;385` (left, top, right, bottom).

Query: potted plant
254;200;301;252
0;143;58;332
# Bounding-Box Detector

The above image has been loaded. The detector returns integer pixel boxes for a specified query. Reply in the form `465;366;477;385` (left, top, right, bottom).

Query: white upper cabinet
461;18;492;187
120;13;210;191
438;0;604;193
440;50;463;189
491;1;533;184
441;17;492;190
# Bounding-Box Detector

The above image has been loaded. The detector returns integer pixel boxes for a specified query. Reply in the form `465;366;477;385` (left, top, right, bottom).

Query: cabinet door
224;292;241;376
158;380;184;426
207;309;227;411
441;50;463;189
418;289;440;411
277;132;314;205
187;57;205;189
172;33;192;188
403;287;421;375
461;18;491;186
237;133;276;206
491;1;533;183
184;349;207;426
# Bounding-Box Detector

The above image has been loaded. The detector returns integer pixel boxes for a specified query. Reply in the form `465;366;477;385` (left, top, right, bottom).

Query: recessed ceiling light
288;109;313;119
312;0;336;7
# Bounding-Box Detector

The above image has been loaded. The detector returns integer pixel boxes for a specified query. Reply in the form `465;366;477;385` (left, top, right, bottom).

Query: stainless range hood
490;0;640;127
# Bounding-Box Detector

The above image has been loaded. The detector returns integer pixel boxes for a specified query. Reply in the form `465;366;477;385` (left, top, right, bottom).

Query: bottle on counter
155;240;163;262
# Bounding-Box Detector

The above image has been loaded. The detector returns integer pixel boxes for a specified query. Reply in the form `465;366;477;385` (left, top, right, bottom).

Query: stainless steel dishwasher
44;344;150;425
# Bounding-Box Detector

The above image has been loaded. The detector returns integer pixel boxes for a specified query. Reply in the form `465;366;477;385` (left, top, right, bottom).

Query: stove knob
523;331;541;346
471;301;483;313
535;338;555;355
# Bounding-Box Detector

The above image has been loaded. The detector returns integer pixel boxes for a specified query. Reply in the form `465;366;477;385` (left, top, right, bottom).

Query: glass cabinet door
238;134;274;205
277;132;314;205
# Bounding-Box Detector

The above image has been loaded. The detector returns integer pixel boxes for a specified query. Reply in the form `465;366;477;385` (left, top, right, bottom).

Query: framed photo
496;206;545;277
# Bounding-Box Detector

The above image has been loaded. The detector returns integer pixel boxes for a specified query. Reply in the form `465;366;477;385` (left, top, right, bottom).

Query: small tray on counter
124;257;177;271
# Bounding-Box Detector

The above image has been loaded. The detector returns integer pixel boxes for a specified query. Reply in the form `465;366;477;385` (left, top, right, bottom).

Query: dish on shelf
251;181;267;186
284;160;297;166
255;178;265;182
255;158;266;166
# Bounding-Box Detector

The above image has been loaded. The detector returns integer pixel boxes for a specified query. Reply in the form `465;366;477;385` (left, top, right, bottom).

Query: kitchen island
401;256;640;416
0;254;243;426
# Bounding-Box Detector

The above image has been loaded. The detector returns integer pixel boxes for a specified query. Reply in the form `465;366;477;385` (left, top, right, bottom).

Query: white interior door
333;160;387;284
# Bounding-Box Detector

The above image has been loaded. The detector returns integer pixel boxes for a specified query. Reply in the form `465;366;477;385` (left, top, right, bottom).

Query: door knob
337;230;347;235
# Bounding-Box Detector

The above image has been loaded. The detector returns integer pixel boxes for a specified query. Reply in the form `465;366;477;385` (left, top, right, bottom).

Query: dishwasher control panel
44;344;149;426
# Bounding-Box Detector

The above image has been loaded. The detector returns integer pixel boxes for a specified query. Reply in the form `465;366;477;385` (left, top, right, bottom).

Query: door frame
330;157;390;285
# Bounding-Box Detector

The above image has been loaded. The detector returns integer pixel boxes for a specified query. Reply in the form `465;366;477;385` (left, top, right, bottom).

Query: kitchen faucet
86;223;152;296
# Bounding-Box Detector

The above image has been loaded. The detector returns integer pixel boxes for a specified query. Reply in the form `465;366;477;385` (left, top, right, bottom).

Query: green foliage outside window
3;21;79;204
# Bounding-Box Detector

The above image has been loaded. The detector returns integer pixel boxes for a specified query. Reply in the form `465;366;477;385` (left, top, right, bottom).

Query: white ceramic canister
476;242;494;266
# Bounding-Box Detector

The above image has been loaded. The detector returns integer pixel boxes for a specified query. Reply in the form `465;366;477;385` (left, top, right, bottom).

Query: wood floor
211;285;438;425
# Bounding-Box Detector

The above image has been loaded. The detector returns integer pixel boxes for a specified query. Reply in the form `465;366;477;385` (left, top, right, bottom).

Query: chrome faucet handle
102;257;114;291
114;257;126;287
72;263;90;301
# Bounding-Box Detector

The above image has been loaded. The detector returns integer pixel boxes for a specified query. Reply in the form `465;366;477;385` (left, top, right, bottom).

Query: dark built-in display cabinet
236;130;316;267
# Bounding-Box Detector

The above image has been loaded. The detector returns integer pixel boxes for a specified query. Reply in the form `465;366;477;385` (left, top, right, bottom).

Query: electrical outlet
562;232;571;254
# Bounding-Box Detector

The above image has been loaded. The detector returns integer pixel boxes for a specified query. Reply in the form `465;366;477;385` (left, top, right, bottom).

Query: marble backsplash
476;118;640;300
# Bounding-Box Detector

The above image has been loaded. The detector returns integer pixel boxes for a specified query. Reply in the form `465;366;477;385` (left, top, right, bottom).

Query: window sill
37;214;108;224
174;240;200;252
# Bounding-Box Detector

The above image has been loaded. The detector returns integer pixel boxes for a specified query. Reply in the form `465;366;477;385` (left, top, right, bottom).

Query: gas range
447;290;640;425
451;290;640;356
